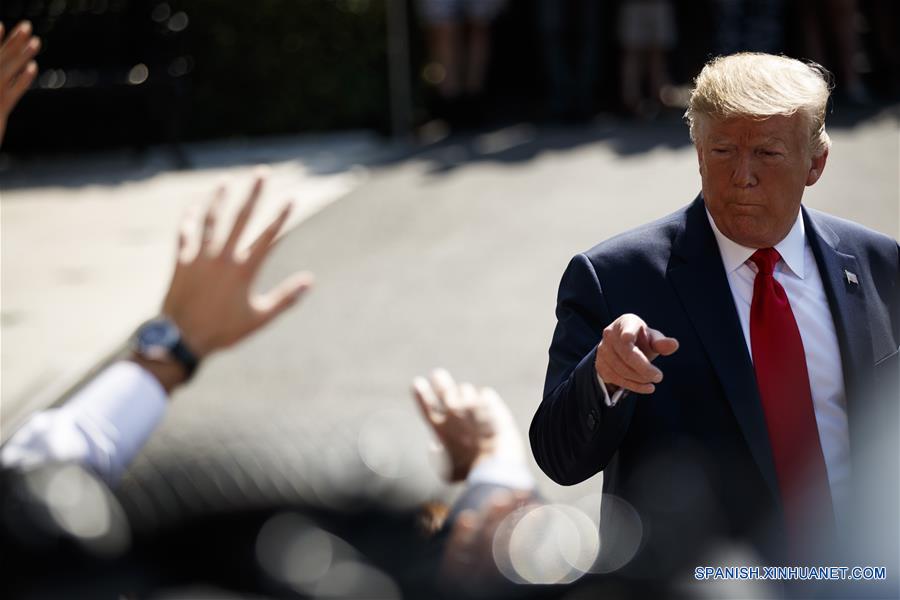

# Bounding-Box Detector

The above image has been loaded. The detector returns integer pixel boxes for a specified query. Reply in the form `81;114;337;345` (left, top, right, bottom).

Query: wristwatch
132;316;200;380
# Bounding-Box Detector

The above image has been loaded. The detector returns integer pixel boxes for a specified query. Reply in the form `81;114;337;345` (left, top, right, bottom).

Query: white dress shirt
706;208;851;524
0;361;168;486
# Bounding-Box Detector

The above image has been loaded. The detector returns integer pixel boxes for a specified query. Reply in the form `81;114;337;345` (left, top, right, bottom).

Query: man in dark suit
530;52;899;590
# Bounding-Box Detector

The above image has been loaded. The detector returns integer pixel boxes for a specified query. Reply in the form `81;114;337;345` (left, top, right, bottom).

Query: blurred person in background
535;0;603;123
531;52;899;591
418;0;507;129
0;21;40;145
863;0;900;98
711;0;784;55
616;0;677;118
795;0;872;105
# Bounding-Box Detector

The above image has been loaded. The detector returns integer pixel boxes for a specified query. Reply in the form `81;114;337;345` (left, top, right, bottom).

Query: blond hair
685;53;833;156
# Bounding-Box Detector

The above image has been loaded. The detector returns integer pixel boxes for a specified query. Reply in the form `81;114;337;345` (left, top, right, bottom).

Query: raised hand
440;489;534;585
162;171;314;359
412;368;524;481
0;21;40;145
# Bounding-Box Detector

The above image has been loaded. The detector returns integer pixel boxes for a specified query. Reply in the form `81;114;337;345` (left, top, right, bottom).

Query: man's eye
711;148;729;155
760;150;781;157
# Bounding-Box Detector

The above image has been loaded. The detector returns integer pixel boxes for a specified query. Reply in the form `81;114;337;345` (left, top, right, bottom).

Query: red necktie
749;248;834;562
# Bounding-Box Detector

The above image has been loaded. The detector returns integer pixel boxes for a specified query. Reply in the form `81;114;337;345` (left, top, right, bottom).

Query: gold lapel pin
844;270;859;285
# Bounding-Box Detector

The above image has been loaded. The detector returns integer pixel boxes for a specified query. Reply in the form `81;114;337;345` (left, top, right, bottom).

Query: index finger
610;330;663;382
646;327;679;357
412;376;446;424
430;368;461;410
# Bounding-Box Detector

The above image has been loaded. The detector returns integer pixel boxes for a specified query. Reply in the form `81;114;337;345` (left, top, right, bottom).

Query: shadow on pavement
1;102;896;192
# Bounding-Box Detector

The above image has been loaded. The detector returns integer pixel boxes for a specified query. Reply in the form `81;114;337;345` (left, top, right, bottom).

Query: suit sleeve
891;243;900;340
529;253;636;485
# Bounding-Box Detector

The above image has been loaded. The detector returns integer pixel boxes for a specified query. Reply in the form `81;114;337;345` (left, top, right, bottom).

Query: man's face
696;113;828;248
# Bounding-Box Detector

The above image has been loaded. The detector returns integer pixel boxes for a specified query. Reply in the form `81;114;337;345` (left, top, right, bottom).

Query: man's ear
695;143;705;176
806;147;828;186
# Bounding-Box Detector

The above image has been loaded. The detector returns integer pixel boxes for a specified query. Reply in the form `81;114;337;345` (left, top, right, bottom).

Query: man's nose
731;153;758;188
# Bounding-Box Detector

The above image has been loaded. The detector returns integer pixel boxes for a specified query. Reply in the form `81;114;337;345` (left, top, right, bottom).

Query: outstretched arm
1;173;313;484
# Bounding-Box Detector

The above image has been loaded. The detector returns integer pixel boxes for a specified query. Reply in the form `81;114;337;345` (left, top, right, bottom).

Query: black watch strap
170;337;200;380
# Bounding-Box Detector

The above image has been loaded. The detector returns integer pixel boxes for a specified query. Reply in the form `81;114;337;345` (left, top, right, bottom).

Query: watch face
136;318;180;358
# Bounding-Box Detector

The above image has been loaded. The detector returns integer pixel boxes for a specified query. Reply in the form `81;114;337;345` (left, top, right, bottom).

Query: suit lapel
667;197;781;503
802;209;873;462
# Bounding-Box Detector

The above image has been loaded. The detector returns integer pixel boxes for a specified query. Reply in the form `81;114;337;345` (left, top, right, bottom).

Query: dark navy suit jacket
530;195;899;577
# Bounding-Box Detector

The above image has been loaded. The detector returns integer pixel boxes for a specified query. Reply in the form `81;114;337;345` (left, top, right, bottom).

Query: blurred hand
412;369;524;482
441;490;534;586
595;313;679;395
0;21;40;145
162;172;314;359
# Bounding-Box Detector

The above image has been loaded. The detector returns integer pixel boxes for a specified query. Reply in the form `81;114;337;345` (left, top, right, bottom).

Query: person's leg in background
794;0;870;104
536;0;571;120
430;22;462;100
419;0;463;122
618;1;644;117
464;20;490;97
645;0;675;114
866;0;900;98
573;0;602;120
712;0;743;55
619;0;675;119
459;0;506;127
828;0;871;104
745;0;784;53
713;0;784;54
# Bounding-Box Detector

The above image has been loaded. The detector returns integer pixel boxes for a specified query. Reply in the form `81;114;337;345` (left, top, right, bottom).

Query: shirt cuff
595;373;628;407
466;455;535;491
1;361;168;486
66;361;168;482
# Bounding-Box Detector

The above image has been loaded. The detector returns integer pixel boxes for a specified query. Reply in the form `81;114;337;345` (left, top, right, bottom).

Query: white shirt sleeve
596;374;628;407
0;361;168;486
466;454;536;491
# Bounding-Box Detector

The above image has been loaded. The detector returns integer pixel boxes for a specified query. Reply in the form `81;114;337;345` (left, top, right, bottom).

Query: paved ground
2;108;898;507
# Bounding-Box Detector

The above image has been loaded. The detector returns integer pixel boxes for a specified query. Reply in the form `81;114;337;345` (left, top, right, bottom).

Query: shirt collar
705;207;807;279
